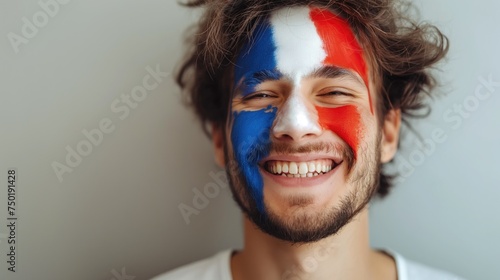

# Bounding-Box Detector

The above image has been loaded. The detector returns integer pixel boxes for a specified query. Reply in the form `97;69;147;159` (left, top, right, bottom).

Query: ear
380;109;401;163
211;124;226;167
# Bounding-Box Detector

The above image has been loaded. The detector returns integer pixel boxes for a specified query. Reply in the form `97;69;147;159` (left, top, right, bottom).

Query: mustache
242;136;355;172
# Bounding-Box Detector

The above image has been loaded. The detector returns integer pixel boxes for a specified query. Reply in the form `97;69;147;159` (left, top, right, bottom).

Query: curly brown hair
176;0;448;197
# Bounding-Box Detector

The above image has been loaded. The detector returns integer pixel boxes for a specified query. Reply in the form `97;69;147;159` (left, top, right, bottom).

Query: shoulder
388;250;466;280
150;250;233;280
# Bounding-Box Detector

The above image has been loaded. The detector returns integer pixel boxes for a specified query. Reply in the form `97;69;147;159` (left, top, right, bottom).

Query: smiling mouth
263;159;342;178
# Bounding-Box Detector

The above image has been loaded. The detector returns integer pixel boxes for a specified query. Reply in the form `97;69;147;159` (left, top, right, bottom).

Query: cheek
230;107;277;213
230;108;277;161
315;105;363;157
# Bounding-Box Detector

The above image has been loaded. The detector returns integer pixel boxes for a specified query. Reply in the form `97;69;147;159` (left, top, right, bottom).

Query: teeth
266;160;335;176
282;164;288;173
308;162;315;173
298;162;308;175
289;162;298;175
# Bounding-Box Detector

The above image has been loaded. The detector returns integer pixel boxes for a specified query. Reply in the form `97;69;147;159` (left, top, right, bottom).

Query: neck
231;207;396;280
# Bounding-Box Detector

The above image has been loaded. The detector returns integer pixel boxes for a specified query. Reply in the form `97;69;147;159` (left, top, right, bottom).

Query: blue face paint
230;20;281;214
231;106;277;213
234;20;281;96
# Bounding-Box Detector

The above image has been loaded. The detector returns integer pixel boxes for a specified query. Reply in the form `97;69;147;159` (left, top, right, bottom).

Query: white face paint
269;7;329;139
270;7;326;78
272;90;322;140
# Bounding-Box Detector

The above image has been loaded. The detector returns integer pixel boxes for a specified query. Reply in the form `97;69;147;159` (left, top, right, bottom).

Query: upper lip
259;154;342;165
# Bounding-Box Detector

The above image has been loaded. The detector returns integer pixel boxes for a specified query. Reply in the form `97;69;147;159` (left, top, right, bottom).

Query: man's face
219;6;394;243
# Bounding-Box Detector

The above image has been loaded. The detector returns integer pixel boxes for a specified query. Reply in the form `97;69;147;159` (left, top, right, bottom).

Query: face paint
269;7;369;156
270;7;327;79
234;21;281;94
309;8;373;113
315;105;362;156
273;92;322;139
309;8;370;158
229;7;371;214
231;21;279;214
231;107;277;213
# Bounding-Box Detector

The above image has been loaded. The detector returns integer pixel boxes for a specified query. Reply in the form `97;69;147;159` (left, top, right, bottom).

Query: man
154;0;463;279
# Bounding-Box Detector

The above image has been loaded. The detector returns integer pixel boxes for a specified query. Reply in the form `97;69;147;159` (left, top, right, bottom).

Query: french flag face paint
229;6;372;214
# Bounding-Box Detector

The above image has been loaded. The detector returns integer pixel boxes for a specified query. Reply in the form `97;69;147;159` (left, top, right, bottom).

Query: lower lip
260;163;341;187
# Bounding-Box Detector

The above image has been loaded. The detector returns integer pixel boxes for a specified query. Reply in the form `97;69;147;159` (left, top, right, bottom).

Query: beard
224;133;382;244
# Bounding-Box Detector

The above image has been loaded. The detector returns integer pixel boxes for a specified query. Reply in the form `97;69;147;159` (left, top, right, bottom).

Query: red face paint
315;105;362;157
310;8;373;114
309;8;370;156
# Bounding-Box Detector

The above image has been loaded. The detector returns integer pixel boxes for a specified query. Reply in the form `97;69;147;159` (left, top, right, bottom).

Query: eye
235;91;280;109
315;88;357;107
242;92;277;101
318;90;352;97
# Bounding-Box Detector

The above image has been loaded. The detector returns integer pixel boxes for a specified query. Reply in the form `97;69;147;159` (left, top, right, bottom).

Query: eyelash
319;90;352;97
242;93;276;101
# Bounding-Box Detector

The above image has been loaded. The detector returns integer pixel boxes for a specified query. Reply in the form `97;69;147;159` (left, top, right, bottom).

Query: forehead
234;6;368;87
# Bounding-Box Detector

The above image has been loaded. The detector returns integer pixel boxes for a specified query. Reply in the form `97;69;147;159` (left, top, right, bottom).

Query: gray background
0;0;498;279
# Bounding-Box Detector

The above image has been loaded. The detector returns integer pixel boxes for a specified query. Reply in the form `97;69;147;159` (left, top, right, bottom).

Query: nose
272;92;322;141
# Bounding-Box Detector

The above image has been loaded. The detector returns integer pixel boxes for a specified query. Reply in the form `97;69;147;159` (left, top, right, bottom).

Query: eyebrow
242;69;282;87
307;66;365;86
235;69;283;96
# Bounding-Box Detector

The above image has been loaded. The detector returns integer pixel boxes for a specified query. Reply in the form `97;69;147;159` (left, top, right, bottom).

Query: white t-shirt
152;250;465;280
